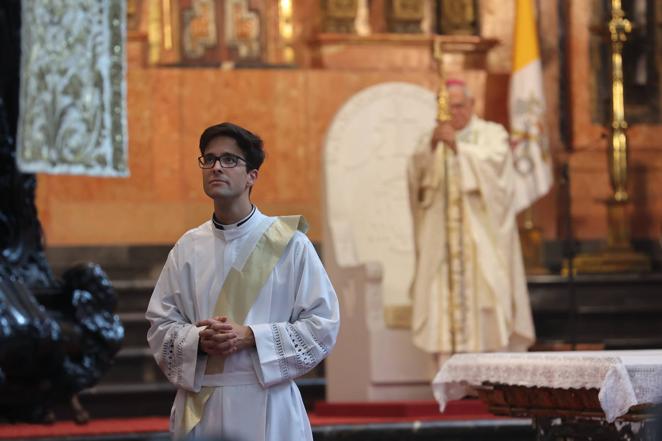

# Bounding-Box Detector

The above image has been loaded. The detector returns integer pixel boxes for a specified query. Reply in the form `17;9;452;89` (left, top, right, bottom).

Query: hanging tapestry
17;0;128;176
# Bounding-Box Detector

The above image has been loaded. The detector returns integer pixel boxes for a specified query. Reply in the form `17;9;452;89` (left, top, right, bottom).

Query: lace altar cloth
432;350;662;422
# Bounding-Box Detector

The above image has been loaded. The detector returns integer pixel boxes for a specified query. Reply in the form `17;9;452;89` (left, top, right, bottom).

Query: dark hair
199;122;265;170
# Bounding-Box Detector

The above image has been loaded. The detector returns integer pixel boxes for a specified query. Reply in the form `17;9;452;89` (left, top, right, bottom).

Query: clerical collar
212;205;256;230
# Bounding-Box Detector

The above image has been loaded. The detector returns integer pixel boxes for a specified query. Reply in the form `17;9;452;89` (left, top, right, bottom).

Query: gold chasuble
180;216;307;438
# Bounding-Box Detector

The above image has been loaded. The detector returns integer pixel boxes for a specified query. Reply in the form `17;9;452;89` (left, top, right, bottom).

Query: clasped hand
430;122;457;152
197;316;255;356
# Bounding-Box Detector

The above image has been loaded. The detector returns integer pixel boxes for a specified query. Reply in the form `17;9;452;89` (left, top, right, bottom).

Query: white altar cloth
432;350;662;422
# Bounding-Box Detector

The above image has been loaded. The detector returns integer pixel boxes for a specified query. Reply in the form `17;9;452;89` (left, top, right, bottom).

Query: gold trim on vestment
443;150;475;352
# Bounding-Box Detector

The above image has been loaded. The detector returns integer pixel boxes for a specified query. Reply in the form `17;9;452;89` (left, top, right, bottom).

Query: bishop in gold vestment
407;83;534;358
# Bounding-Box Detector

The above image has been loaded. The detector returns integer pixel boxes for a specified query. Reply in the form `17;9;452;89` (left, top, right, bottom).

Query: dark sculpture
0;0;124;423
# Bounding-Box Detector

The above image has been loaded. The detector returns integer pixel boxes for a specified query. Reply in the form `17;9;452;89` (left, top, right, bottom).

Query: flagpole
510;0;553;274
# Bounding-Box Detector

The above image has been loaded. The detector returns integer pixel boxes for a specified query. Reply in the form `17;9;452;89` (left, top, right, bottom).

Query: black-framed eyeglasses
198;153;248;169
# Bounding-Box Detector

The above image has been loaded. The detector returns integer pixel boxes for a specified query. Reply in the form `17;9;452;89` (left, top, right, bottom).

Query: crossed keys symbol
510;123;541;175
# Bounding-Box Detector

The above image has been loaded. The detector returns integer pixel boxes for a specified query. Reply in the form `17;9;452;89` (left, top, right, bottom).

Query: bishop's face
448;88;474;131
201;136;257;202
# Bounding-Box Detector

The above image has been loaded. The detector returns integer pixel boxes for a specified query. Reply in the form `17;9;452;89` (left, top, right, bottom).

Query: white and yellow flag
509;0;553;212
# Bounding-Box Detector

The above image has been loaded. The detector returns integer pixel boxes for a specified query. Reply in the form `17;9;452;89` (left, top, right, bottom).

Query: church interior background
25;0;662;254
2;0;662;440
31;0;662;266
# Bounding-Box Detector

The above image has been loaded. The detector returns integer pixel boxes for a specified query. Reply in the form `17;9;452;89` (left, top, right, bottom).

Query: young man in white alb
146;122;339;440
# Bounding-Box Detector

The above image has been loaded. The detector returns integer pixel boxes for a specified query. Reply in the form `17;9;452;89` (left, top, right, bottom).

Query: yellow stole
179;215;308;438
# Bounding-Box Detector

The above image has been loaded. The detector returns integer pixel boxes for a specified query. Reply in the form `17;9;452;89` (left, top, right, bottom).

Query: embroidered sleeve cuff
177;324;206;392
249;323;285;387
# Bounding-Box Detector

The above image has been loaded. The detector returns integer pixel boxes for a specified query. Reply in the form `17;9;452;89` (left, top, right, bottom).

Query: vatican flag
509;0;553;213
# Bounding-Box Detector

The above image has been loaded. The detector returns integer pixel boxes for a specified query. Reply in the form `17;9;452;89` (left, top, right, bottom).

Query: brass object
147;0;162;63
438;0;478;35
384;304;412;329
148;0;181;65
607;0;630;204
162;0;174;49
279;0;295;63
433;39;451;121
569;0;650;275
433;37;463;352
322;0;358;33
519;208;548;275
589;0;659;129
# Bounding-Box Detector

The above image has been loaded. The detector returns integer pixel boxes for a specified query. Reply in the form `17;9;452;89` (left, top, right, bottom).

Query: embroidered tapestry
17;0;128;176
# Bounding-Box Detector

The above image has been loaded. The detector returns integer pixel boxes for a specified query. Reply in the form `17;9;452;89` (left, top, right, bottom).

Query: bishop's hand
430;121;457;153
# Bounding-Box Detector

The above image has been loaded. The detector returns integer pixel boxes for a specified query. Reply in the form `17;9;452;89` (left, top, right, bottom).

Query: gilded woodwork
225;0;262;61
127;0;142;31
182;0;219;60
278;0;295;63
322;0;358;33
386;0;425;33
148;0;182;64
438;0;478;35
148;0;267;66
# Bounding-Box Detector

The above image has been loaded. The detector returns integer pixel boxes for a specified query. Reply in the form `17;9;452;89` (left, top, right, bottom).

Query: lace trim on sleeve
162;324;186;384
272;324;289;379
311;332;330;357
286;323;327;376
270;322;331;381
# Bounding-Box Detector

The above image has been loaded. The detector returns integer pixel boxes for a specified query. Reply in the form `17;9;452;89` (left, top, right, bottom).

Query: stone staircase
44;245;325;421
44;244;662;421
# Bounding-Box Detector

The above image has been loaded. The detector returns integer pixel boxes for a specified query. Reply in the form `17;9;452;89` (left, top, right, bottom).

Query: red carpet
0;417;168;439
309;399;503;425
0;400;501;439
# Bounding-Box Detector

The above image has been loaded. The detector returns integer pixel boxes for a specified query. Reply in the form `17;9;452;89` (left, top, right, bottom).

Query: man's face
448;87;474;130
201;136;257;202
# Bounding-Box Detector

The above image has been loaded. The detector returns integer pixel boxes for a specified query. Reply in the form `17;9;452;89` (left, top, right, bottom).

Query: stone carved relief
324;82;436;305
183;0;218;59
16;0;128;177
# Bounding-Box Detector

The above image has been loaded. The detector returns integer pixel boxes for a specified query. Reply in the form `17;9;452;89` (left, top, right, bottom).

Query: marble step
113;279;156;314
118;312;150;347
62;376;326;420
